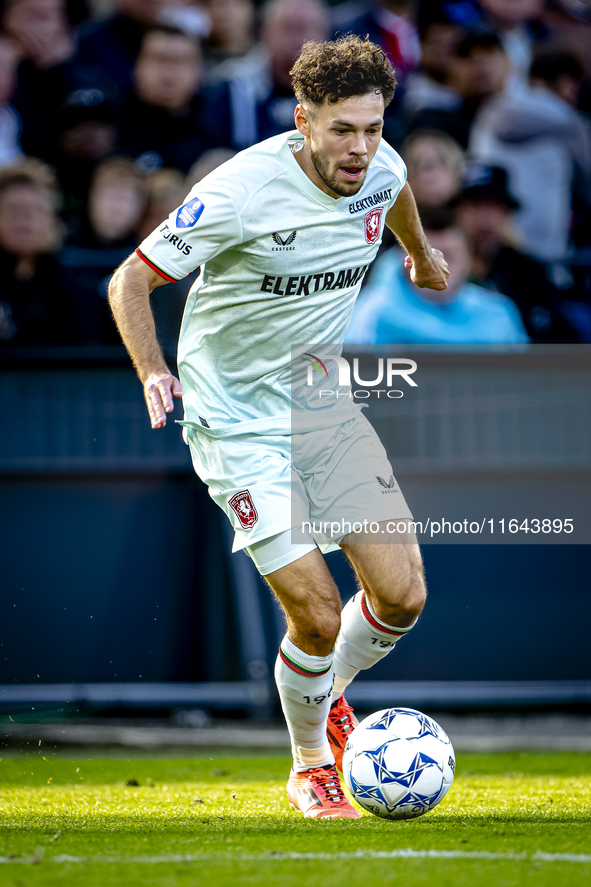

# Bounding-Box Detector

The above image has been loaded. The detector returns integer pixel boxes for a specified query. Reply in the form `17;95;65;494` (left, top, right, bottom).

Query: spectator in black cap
116;25;234;175
55;88;118;211
407;28;510;148
455;163;580;342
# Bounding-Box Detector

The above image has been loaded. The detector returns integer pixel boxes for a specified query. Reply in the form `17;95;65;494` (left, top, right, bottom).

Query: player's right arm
110;178;243;428
108;253;183;430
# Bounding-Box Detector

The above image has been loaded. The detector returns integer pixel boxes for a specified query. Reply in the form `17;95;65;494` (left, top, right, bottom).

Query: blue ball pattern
343;708;455;820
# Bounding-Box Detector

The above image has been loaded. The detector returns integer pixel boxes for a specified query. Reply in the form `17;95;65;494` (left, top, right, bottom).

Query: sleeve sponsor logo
176;196;204;228
159;223;192;255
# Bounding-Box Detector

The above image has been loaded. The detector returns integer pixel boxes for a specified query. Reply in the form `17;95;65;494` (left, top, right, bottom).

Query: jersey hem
177;406;364;439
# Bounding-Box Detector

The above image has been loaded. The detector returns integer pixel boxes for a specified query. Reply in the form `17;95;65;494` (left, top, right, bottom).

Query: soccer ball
342;708;455;820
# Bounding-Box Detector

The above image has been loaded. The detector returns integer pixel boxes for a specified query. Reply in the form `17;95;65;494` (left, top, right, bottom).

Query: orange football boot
327;694;358;772
286;764;360;819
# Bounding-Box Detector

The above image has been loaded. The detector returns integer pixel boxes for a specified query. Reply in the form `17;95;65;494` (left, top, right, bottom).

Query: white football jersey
136;131;407;437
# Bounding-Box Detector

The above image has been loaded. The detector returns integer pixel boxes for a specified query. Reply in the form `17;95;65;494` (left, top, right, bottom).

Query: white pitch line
532;852;591;864
1;849;591;865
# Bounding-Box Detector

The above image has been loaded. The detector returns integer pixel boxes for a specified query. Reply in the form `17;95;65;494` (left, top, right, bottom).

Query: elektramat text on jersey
260;266;369;296
348;189;393;214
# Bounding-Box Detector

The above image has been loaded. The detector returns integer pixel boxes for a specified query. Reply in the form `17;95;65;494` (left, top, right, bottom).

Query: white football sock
274;635;335;772
332;591;417;700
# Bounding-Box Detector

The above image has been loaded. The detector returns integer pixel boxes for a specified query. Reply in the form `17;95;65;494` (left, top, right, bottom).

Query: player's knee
399;573;427;621
370;566;426;627
298;602;341;649
313;608;342;646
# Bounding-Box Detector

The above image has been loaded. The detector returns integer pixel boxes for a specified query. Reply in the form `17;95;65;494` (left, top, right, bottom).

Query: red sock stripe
135;249;178;282
360;594;408;636
278;647;332;677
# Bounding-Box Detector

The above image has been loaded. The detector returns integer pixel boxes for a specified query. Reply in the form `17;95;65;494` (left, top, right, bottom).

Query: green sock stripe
279;646;332;676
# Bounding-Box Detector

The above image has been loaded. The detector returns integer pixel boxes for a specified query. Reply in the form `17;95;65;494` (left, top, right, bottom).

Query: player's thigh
244;527;318;577
264;546;341;621
296;414;413;549
187;428;308;549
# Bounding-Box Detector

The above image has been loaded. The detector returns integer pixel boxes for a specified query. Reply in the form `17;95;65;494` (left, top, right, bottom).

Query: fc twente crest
364;207;383;244
228;489;258;529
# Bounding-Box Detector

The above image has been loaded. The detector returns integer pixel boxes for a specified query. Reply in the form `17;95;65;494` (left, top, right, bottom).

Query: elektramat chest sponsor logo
159;223;192;255
348;188;392;214
260;264;368;296
272;231;297;250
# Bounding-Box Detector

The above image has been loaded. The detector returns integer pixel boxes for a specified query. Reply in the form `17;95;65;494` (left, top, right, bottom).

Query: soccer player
108;35;449;819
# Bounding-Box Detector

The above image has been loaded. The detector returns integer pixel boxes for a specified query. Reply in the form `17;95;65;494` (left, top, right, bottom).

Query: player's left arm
386;183;449;290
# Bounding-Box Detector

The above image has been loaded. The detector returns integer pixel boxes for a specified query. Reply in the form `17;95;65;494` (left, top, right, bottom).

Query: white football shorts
186;412;413;575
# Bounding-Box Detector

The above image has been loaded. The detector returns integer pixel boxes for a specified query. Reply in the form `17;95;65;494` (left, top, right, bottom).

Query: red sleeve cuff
135;248;178;282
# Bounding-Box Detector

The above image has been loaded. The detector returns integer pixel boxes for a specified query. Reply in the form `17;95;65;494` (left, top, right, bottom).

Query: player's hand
143;371;183;429
404;247;449;290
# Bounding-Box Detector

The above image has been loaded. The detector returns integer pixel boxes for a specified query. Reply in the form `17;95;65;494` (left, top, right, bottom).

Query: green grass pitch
0;748;590;886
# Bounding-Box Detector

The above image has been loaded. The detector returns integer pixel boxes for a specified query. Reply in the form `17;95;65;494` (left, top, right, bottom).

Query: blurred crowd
0;0;590;348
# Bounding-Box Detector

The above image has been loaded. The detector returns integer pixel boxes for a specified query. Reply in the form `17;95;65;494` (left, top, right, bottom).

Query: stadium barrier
1;345;590;715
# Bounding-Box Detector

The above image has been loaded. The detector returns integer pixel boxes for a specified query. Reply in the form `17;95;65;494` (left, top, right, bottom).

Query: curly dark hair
290;35;397;108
